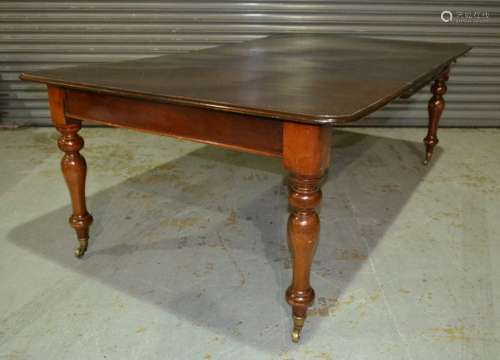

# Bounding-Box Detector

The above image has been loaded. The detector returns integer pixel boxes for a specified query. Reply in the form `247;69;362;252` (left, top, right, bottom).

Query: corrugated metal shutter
1;1;499;127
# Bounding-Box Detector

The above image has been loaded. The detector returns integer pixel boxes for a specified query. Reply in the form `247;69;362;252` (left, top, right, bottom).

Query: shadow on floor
8;129;440;352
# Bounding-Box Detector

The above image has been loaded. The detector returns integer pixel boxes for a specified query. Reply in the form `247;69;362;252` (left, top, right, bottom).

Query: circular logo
441;10;453;23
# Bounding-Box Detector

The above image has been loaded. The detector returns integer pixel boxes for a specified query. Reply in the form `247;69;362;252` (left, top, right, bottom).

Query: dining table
20;34;471;342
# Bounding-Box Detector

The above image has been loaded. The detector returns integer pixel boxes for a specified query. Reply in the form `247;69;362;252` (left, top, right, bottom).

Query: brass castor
423;151;433;166
423;138;437;165
74;238;88;258
291;316;305;343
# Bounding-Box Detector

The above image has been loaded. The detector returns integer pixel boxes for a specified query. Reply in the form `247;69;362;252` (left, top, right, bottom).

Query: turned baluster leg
286;173;323;342
283;122;331;343
48;85;93;258
424;67;449;165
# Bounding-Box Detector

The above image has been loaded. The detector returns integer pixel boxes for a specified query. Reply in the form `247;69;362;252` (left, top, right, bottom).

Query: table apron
63;89;284;158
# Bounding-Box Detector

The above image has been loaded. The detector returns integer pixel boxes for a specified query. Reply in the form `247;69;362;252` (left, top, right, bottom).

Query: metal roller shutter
1;1;499;126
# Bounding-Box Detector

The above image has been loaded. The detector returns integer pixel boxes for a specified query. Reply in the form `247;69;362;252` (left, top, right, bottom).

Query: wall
1;1;499;126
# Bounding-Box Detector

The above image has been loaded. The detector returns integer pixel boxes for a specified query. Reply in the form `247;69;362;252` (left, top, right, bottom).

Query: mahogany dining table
20;34;471;342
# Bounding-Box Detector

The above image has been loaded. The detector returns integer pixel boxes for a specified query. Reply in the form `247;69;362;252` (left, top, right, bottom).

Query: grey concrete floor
0;127;499;360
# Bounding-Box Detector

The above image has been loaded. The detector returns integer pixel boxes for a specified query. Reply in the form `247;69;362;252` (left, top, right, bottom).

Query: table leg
283;122;331;342
424;67;449;165
48;86;93;258
286;173;323;342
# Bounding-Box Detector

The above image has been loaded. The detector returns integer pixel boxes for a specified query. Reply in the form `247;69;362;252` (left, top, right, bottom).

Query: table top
21;34;471;125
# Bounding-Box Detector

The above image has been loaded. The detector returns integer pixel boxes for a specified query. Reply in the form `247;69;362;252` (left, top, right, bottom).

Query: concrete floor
0;127;499;360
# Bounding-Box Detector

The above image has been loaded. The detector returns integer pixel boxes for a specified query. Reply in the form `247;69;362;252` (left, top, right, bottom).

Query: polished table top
21;34;471;125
